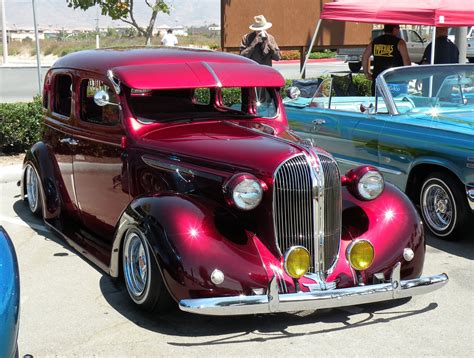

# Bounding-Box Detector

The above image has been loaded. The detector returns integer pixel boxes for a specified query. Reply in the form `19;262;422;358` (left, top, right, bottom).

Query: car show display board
221;0;372;51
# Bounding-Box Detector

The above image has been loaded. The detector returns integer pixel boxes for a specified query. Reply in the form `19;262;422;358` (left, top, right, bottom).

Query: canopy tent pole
430;26;436;65
300;19;322;78
429;26;436;97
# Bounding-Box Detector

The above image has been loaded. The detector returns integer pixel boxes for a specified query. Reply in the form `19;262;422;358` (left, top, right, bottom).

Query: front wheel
122;227;173;312
420;172;470;240
25;163;42;216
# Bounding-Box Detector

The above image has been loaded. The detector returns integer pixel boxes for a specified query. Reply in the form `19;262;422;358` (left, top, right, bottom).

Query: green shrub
0;96;43;153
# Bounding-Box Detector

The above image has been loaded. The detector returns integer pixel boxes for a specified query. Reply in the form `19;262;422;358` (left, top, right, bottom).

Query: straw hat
249;15;272;31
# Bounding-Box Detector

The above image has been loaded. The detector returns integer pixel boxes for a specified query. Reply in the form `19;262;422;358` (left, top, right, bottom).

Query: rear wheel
25;163;42;216
420;172;470;240
122;226;173;312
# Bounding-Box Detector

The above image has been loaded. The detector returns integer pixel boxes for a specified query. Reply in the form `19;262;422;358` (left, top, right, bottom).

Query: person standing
421;27;459;64
240;15;281;66
362;24;411;95
161;29;178;46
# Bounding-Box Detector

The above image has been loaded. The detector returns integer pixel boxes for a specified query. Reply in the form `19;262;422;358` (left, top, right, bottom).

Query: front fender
111;194;269;302
22;142;61;219
327;183;425;287
410;156;465;184
0;227;20;358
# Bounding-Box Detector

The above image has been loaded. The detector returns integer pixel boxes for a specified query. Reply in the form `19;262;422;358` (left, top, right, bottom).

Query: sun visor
112;61;285;90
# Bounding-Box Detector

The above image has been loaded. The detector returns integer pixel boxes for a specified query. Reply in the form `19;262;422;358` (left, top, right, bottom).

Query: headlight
346;240;374;271
358;170;384;200
344;166;384;201
224;173;263;210
284;246;311;279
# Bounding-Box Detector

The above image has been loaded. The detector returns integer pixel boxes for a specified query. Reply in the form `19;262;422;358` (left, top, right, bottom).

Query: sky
3;0;220;29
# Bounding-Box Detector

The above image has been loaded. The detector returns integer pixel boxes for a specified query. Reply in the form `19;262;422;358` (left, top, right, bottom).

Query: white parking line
0;214;50;233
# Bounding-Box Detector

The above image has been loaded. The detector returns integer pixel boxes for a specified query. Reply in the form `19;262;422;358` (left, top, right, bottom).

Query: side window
53;74;72;117
408;30;422;43
80;79;119;126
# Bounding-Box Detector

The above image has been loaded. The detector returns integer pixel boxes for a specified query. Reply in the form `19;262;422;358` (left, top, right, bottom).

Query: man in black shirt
362;24;411;95
421;27;459;64
240;15;281;66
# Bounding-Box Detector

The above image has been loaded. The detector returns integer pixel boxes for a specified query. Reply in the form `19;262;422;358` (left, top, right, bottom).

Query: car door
286;98;385;174
405;29;425;63
43;71;79;217
72;78;130;243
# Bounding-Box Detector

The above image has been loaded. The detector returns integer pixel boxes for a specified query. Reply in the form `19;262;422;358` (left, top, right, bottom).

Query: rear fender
110;194;268;302
22;142;61;219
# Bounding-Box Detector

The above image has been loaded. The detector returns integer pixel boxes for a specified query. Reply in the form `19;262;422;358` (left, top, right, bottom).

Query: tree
66;0;170;45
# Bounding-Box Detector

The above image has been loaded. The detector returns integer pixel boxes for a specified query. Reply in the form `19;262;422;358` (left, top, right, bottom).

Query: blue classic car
285;64;474;240
0;226;20;358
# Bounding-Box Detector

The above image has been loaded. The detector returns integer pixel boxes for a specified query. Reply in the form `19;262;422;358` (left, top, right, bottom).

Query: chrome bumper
179;263;448;316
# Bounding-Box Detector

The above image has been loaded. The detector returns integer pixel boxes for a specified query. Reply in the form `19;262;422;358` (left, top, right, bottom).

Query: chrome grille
273;153;341;275
317;153;342;272
273;155;316;271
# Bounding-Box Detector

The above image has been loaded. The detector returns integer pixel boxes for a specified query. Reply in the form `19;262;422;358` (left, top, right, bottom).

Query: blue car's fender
0;227;20;358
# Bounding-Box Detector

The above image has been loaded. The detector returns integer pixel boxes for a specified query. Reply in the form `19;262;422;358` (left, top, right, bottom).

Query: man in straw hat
240;15;281;66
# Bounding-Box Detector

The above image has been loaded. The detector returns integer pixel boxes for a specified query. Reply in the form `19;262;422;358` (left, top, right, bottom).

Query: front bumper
179;263;448;316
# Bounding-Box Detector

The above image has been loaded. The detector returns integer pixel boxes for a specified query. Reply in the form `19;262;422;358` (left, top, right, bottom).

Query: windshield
381;65;474;115
127;87;278;123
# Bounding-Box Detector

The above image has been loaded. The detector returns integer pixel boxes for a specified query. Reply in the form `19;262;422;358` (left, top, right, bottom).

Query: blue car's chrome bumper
179;263;448;316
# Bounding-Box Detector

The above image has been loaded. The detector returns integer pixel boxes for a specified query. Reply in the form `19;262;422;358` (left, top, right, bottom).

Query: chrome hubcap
422;183;453;232
123;231;149;299
26;165;39;212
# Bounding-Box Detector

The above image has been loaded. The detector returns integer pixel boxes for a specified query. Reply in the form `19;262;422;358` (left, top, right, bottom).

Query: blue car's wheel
420;172;469;240
25;163;42;216
122;226;173;312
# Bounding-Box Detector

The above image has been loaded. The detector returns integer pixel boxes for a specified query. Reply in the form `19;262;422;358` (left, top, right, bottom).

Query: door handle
60;137;78;146
312;119;326;125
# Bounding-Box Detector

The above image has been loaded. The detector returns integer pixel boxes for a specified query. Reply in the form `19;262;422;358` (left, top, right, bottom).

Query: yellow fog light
284;246;311;279
347;240;374;271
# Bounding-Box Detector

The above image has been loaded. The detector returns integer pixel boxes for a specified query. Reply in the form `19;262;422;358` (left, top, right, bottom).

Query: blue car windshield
381;64;474;114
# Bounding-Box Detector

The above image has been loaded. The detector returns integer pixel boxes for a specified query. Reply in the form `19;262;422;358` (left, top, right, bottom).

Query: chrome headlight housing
224;173;263;210
345;166;384;201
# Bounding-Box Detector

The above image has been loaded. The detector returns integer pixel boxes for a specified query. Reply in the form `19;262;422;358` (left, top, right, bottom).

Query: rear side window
53;74;72;117
80;79;119;126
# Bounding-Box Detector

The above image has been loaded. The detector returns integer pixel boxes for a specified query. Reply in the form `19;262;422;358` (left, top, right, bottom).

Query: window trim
51;71;74;121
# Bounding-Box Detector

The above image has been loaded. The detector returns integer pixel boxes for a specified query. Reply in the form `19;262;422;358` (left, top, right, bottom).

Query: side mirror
93;90;118;107
285;86;301;100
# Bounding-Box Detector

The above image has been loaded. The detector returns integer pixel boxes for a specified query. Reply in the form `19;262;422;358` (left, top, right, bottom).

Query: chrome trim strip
335;157;403;176
467;188;474;211
179;263;448;316
141;155;222;181
202;61;222;88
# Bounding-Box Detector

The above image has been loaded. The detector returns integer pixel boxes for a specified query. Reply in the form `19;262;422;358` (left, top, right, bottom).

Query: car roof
52;47;257;73
51;47;286;89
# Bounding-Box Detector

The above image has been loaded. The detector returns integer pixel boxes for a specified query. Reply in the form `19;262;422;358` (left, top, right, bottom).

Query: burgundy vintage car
21;48;448;315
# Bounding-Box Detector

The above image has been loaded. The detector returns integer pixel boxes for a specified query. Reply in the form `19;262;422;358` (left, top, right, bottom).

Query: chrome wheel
123;229;150;304
422;183;454;233
26;164;40;214
421;176;458;237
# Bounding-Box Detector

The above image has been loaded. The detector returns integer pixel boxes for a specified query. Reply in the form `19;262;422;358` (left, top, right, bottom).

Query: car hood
141;121;303;177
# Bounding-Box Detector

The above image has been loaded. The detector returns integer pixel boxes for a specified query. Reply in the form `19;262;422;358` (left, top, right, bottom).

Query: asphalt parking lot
0;162;473;357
